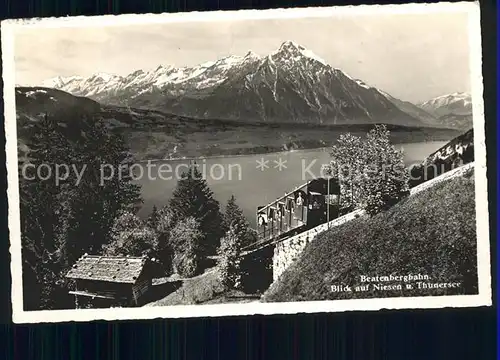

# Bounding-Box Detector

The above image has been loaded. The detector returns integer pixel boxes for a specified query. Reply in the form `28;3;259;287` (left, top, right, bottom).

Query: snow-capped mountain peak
90;72;118;82
214;54;246;68
41;75;84;88
421;92;470;105
419;92;471;113
39;41;330;97
244;50;260;61
154;64;173;73
35;41;430;128
277;40;304;52
420;92;471;107
199;60;216;68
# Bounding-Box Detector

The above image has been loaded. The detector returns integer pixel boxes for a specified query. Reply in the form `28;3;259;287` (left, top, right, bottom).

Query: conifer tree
20;113;143;309
65;117;142;262
19;114;74;310
169;162;223;255
147;205;161;229
223;195;253;248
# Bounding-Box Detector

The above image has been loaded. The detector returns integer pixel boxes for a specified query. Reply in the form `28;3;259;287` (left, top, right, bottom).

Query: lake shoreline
125;121;462;164
134;148;326;163
135;141;450;228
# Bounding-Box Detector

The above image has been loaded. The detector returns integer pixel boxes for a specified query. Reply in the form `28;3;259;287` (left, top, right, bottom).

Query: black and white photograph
3;3;491;323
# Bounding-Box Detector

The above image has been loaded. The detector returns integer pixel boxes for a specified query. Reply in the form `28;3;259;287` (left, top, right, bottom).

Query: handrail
257;180;310;215
256;177;339;216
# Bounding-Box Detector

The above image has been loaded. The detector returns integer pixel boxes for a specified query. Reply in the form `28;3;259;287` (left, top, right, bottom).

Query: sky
13;11;471;104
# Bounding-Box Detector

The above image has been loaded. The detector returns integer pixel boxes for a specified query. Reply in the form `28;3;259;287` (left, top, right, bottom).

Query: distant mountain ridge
418;92;471;116
417;92;472;130
15;86;463;162
40;41;428;127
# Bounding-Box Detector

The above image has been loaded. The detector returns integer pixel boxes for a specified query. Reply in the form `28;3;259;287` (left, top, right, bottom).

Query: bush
217;226;243;290
103;211;158;257
361;126;410;215
328;125;410;216
169;217;204;278
169;163;224;256
150;206;175;273
328;133;365;211
263;172;477;302
172;254;199;279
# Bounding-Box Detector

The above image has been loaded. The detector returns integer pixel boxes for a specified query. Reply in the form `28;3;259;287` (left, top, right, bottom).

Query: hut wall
131;275;151;305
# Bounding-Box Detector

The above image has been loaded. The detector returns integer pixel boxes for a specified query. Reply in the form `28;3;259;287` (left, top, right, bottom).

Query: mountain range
38;41;471;129
15;41;471;161
15;85;462;162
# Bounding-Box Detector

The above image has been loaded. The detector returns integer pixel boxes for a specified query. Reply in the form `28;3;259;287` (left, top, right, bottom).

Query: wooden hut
66;254;155;309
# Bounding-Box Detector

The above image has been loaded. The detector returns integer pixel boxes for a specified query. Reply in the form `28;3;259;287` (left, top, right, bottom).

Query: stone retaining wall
272;209;364;281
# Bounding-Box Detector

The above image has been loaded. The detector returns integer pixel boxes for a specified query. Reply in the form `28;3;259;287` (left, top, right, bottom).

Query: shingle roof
65;254;149;284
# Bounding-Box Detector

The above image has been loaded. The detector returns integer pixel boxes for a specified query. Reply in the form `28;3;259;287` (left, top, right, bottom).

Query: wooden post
74;281;79;309
271;208;274;237
327;178;330;228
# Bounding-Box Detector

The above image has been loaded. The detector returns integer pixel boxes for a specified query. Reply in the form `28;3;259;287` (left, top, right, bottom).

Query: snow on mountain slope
40;41;425;127
42;52;262;100
419;92;472;117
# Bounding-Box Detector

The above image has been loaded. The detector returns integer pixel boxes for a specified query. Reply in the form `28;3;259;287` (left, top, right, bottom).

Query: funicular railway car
248;177;341;251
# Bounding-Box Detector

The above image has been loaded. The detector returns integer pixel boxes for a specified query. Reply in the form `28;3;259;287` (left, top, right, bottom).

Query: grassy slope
146;268;259;306
262;167;477;302
146;269;223;306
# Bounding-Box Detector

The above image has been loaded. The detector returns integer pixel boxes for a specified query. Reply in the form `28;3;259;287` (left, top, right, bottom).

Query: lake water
135;141;447;228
